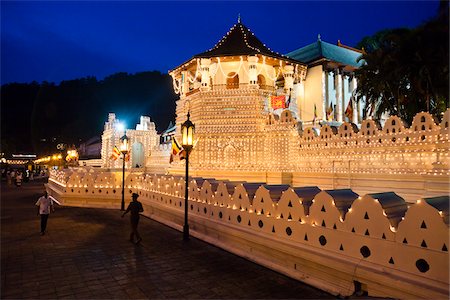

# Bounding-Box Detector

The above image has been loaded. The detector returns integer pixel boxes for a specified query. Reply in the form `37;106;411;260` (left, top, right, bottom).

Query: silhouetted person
122;193;144;244
36;191;54;235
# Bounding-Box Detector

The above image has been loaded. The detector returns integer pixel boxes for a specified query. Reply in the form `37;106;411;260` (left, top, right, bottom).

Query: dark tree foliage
355;3;449;124
1;71;177;155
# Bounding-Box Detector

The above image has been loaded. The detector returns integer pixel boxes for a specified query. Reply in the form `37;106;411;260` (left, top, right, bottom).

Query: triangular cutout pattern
364;212;369;220
288;213;292;221
321;220;326;227
389;257;395;264
382;233;386;239
280;213;284;219
403;238;408;244
420;221;427;229
339;244;344;251
288;201;293;207
421;240;427;248
261;208;264;215
365;229;370;236
442;244;448;252
272;226;275;233
228;216;231;221
248;220;251;226
333;224;337;229
351;227;355;233
304;234;308;241
321;205;326;212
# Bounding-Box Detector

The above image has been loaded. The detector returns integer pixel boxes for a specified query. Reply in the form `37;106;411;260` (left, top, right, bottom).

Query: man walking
36;191;54;235
122;193;144;244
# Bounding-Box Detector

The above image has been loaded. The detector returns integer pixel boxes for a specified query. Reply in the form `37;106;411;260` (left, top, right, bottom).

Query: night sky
1;1;440;85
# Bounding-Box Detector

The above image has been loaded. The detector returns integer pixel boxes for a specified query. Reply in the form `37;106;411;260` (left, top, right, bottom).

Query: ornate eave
170;20;304;74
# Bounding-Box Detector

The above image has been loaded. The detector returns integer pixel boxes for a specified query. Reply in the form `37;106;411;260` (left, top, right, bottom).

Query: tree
355;6;449;124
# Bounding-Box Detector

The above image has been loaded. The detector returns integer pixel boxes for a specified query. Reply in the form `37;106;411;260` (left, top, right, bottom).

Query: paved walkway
1;179;336;299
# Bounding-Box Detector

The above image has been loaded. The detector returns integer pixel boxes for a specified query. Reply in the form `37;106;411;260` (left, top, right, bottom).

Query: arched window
276;74;285;89
226;73;239;89
257;74;266;87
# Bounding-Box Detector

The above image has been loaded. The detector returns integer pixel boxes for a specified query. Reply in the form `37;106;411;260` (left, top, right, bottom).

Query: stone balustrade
47;169;449;299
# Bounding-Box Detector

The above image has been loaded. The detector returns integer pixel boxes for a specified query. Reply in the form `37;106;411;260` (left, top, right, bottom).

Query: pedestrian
36;191;54;235
122;193;144;244
15;172;22;187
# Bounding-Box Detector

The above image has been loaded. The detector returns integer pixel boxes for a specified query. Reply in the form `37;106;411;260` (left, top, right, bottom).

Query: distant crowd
3;168;49;187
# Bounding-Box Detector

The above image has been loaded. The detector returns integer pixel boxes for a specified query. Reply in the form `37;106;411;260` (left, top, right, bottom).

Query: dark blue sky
1;1;440;85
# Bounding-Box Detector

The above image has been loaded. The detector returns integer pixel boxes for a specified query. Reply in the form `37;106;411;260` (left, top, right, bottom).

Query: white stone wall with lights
46;170;449;299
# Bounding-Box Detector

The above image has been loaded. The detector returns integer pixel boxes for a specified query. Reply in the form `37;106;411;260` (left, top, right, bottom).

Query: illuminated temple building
50;19;449;299
96;19;449;202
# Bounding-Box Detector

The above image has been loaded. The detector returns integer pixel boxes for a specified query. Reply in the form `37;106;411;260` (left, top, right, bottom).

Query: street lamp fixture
181;112;195;241
120;134;129;211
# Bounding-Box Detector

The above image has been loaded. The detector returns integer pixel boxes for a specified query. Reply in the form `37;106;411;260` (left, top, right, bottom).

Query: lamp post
181;112;195;241
120;134;129;211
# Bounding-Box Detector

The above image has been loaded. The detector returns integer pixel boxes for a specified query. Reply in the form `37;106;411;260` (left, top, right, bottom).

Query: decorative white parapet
47;169;449;299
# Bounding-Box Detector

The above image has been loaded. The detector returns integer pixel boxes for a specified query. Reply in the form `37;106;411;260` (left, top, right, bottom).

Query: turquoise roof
286;39;364;68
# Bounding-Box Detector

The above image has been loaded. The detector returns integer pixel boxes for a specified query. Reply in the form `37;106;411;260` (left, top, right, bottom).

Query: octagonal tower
169;19;307;182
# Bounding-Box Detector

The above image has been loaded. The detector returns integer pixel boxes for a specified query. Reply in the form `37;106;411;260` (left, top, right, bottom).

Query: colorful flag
170;137;183;164
270;95;286;110
110;146;120;160
171;137;182;156
345;98;353;120
124;153;130;162
326;102;333;121
179;150;186;161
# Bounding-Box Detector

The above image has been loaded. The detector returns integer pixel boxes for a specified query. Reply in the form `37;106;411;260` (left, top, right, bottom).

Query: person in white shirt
36;191;54;235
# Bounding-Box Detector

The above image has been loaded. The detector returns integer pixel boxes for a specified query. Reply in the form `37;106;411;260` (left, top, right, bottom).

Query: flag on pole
326;102;333;121
345;97;353;120
172;137;182;155
270;95;287;110
170;137;183;163
124;153;130;162
179;150;186;161
110;146;120;160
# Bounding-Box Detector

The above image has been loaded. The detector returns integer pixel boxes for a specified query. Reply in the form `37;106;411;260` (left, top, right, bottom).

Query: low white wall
47;171;449;299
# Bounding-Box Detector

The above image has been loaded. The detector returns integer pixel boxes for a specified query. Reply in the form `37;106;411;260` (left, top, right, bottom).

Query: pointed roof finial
238;13;241;23
318;34;321;41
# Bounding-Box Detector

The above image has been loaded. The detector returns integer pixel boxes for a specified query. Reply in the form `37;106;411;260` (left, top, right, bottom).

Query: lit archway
226;73;239;89
131;142;145;168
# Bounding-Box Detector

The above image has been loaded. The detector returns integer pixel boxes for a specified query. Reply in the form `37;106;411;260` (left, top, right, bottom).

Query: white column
351;76;358;124
335;69;343;122
182;71;189;96
248;55;258;85
296;81;305;120
283;65;295;92
200;58;211;90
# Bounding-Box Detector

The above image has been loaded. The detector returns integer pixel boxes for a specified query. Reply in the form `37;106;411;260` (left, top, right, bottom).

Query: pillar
200;58;211;90
248;56;258;85
335;69;343;122
351;76;358;124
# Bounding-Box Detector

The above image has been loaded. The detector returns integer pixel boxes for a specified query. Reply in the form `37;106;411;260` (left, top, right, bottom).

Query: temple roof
286;37;364;68
193;20;300;64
